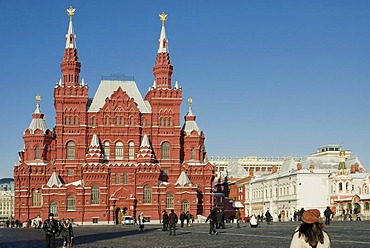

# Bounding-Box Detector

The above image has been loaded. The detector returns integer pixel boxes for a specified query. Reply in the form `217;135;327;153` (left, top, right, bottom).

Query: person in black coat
205;209;218;235
323;206;332;225
58;218;74;248
162;210;169;231
180;211;186;228
43;213;59;248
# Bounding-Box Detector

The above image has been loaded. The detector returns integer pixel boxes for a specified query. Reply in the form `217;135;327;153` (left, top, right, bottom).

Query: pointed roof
65;6;77;49
86;133;104;160
46;172;62;188
183;98;201;135
137;134;155;162
27;96;49;134
158;12;169;53
175;171;192;187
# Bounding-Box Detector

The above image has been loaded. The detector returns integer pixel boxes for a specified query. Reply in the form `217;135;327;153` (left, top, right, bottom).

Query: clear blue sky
1;1;370;178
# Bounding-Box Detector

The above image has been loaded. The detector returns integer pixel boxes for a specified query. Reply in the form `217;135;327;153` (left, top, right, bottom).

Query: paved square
0;221;369;247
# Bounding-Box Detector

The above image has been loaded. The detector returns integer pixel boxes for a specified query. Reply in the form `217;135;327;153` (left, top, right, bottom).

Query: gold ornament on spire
188;97;192;104
159;12;167;26
67;6;76;21
36;94;41;103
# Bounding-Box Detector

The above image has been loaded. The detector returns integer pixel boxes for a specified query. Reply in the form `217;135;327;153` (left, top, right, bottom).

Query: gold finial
36;94;41;103
159;12;167;26
188;97;192;104
67;6;75;21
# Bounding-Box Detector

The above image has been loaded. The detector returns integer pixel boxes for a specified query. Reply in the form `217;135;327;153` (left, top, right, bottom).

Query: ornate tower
53;7;89;171
145;13;182;177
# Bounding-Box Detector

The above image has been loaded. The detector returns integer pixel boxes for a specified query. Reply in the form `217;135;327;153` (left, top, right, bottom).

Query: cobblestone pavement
0;221;369;248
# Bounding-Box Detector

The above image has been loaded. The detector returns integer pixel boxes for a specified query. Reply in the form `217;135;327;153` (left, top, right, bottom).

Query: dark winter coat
206;210;217;223
324;207;332;217
59;221;74;239
169;212;178;224
162;211;169;223
43;218;59;235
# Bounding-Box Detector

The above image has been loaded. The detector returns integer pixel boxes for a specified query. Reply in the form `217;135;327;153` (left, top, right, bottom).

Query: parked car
122;216;134;225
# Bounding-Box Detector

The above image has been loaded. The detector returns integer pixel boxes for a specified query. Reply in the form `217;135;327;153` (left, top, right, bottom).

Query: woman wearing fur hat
58;218;74;248
290;209;331;248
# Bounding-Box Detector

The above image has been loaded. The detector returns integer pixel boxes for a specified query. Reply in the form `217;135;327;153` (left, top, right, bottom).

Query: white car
122;216;134;225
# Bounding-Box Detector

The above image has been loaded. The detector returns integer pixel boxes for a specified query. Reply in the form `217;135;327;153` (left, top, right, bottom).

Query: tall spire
60;6;81;87
153;12;173;89
183;97;201;135
65;6;77;49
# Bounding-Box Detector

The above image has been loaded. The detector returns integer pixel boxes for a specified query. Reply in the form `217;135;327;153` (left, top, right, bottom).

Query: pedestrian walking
138;212;145;232
265;210;272;224
323;206;332;225
168;209;178;236
58;218;74;248
43;213;59;248
162;210;169;231
356;212;362;221
235;209;241;228
290;209;331;248
180;211;186;228
205;209;218;235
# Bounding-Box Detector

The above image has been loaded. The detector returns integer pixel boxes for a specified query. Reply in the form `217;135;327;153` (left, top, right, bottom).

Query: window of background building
161;142;170;160
67;195;76;210
166;193;174;209
181;199;190;213
129;141;135;160
50;202;59;217
143;184;152;204
115;142;124;160
66;141;75;160
91;185;100;205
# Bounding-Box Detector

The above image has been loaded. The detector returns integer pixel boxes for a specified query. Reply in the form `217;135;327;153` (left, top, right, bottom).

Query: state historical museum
14;7;215;224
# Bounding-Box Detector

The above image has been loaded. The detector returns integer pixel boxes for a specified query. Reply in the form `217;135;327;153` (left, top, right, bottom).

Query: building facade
0;178;14;223
13;8;215;224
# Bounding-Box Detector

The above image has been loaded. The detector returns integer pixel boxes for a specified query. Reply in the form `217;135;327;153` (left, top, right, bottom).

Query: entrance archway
115;207;121;224
354;203;361;214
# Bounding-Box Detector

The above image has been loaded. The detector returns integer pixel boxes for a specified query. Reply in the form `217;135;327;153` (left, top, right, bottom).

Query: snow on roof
46;172;62;188
65;179;84;187
88;80;151;113
175;171;192;187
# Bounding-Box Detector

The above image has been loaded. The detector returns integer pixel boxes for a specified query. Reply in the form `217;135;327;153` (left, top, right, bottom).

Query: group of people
43;213;74;248
161;210;179;236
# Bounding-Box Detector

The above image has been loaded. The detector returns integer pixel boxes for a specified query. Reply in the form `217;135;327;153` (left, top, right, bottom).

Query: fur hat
48;213;54;217
302;209;321;224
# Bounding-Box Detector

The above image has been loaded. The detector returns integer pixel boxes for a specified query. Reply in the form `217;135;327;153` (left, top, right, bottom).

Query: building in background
13;8;214;224
0;178;14;224
217;145;369;221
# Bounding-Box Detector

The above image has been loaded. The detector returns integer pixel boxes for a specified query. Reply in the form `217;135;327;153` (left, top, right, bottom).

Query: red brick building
14;8;215;224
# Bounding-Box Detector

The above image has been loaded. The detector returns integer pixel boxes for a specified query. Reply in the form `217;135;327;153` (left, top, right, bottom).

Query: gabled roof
46;172;62;188
87;80;151;113
175;171;192;187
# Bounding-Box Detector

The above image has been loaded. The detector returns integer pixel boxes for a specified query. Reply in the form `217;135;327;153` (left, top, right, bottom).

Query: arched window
159;117;162;126
50;202;59;217
181;199;190;213
104;141;110;160
115;142;124;160
91;116;96;126
169;118;173;126
143;184;152;204
364;202;369;212
67;195;76;210
161;142;170;160
32;189;41;206
74;116;78;125
115;173;120;184
91;185;100;205
339;182;343;192
123;173;128;185
66;141;75;160
105;116;109;125
34;146;40;160
130;116;134;126
129;141;135;160
65;116;69;125
166;194;174;209
191;147;195;160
